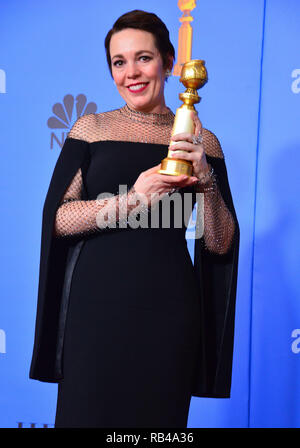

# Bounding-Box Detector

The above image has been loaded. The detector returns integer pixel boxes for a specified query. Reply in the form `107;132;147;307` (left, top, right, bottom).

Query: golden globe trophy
158;59;208;177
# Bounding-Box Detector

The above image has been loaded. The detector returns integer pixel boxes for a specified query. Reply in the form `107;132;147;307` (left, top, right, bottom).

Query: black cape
29;137;240;398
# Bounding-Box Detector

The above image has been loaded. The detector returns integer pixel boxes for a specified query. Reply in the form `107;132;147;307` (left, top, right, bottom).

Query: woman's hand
169;112;210;179
133;163;199;207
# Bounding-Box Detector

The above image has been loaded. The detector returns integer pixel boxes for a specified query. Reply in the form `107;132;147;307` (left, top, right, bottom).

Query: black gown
29;107;240;429
54;140;201;428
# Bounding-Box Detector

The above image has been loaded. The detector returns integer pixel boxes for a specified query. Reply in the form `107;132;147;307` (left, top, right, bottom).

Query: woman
29;10;239;428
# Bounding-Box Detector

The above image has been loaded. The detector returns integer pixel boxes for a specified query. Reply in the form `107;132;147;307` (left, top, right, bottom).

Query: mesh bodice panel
67;104;175;145
54;105;235;254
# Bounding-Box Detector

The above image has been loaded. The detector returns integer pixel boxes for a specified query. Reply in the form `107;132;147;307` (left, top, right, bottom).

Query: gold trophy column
159;59;208;177
173;0;196;77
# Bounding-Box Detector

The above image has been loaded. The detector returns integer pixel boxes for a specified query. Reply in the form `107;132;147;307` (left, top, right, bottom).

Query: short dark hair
104;10;175;77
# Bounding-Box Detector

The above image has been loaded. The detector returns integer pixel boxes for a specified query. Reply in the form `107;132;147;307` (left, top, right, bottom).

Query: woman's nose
126;62;141;78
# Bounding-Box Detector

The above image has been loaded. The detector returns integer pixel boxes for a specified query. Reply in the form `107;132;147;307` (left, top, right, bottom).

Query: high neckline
119;103;174;126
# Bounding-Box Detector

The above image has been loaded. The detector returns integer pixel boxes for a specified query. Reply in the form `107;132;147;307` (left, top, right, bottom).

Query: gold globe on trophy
158;59;208;177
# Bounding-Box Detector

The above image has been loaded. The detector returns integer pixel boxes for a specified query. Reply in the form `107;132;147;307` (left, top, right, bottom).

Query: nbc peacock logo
47;94;97;149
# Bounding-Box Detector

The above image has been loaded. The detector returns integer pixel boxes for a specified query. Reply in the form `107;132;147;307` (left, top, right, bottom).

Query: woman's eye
113;60;123;67
113;56;151;67
140;56;151;62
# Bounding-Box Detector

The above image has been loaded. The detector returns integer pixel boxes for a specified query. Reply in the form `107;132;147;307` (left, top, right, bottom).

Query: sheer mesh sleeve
54;164;152;238
53;109;235;250
195;130;235;255
67;113;98;141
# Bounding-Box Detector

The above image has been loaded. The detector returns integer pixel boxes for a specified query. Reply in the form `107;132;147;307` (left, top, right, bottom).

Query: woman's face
110;28;171;114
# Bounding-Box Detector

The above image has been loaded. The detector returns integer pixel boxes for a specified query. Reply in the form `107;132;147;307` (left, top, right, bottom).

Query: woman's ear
166;55;174;73
164;55;174;80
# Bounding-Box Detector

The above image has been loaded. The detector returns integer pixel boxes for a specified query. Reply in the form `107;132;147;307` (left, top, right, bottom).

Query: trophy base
158;157;193;176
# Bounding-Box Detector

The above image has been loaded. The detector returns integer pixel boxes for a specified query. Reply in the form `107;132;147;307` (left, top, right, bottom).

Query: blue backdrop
0;0;299;428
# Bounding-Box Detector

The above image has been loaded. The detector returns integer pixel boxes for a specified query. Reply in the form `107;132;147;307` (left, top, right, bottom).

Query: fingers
159;174;187;183
158;173;198;187
169;140;196;152
170;132;194;143
146;165;198;189
170;151;196;163
171;113;203;144
192;111;203;137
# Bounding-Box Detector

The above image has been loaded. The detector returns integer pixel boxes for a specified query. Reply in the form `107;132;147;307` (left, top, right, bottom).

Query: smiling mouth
127;83;149;93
